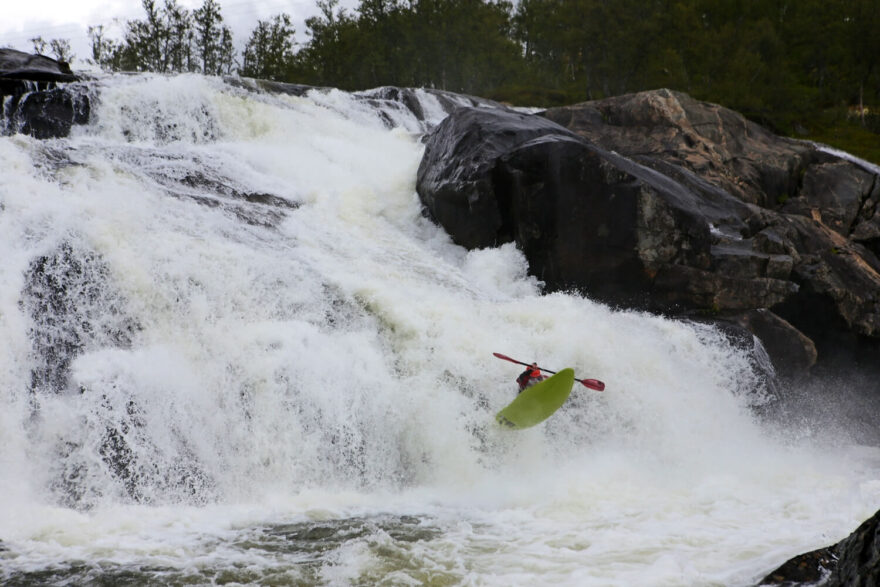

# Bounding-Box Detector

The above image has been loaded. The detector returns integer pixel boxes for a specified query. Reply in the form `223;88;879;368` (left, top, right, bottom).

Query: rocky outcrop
541;89;815;209
758;508;880;586
416;90;880;376
0;48;77;82
0;48;89;139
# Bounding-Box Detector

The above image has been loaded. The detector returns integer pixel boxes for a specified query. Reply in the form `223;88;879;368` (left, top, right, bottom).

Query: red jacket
517;367;545;391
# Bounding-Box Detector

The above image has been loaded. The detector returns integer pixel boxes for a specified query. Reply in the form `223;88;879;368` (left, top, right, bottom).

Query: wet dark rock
6;84;91;139
416;106;799;347
172;169;299;227
758;547;837;586
829;508;880;587
1;48;90;139
542;91;880;369
50;392;215;507
850;177;880;259
417;107;580;250
686;307;817;386
725;309;817;378
21;241;139;395
227;77;319;97
110;147;300;228
97;411;214;506
357;86;504;129
416;90;880;376
0;48;76;82
758;508;880;586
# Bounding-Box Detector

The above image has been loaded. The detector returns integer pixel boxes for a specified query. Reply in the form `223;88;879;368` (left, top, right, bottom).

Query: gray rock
416;89;880;376
0;47;76;82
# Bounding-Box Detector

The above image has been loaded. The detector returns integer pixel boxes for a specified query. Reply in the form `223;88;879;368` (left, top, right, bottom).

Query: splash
1;73;878;586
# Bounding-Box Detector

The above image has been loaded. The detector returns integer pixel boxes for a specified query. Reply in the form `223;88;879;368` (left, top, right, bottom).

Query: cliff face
417;89;880;379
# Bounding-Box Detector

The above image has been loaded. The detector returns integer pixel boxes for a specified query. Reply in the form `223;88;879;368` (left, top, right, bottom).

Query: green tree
193;0;235;75
163;0;194;72
292;0;523;96
216;27;237;76
291;0;362;86
119;0;165;71
241;14;296;81
30;36;75;63
88;25;122;70
90;0;197;73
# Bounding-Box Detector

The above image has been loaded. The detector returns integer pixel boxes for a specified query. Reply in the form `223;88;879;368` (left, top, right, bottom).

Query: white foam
0;73;878;585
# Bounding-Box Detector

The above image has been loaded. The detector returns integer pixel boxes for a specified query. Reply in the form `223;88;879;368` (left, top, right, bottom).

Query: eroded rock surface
417;90;880;376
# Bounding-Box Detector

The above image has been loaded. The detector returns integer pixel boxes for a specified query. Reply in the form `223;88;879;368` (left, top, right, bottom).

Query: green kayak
496;368;575;429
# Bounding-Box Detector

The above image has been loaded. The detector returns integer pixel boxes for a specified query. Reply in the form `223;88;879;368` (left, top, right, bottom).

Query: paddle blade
492;352;525;366
579;378;605;391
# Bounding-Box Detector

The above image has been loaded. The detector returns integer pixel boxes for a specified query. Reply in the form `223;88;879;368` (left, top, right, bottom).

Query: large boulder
0;48;77;82
0;48;89;139
416;106;794;311
416;90;880;375
542;90;880;367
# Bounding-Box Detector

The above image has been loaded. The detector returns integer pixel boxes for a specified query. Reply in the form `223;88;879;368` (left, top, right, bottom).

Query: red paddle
493;352;605;391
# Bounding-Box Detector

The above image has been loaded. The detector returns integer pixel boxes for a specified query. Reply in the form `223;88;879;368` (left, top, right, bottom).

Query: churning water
1;73;878;586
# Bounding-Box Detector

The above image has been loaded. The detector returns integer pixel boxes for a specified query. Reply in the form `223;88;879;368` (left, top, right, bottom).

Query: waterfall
1;72;878;586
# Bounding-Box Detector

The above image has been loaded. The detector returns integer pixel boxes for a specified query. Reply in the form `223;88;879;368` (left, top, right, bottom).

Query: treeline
294;0;522;97
32;0;880;156
86;0;237;76
508;0;880;131
77;0;521;95
287;0;879;136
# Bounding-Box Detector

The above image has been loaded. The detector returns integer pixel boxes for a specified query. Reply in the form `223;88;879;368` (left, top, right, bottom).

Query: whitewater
1;73;879;586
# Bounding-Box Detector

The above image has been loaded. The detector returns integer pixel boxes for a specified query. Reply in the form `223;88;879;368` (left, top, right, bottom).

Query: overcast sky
1;0;360;66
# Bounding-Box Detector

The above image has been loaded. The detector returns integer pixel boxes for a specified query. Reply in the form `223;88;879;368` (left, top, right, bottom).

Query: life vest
517;367;544;390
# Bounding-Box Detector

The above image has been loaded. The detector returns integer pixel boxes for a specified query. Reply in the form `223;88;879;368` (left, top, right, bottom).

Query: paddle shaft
493;352;605;391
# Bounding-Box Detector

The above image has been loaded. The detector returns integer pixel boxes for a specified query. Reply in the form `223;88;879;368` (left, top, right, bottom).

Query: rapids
1;73;878;586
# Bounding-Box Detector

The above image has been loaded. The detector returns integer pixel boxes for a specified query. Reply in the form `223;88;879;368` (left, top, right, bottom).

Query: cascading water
1;73;879;586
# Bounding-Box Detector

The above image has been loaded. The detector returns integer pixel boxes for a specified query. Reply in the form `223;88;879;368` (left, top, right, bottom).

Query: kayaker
516;362;545;393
